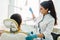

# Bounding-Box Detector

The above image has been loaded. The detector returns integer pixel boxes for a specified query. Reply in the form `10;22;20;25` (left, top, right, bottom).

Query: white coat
33;14;55;40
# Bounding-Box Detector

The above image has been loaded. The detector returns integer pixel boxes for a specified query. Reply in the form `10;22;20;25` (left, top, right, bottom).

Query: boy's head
10;14;22;27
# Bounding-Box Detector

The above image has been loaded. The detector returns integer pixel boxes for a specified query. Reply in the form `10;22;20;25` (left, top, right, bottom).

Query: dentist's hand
37;34;44;38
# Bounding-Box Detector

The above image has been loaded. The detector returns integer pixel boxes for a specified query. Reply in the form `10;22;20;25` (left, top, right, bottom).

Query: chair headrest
3;19;18;31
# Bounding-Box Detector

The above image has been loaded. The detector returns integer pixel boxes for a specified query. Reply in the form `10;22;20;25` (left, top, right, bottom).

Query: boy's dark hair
10;14;22;26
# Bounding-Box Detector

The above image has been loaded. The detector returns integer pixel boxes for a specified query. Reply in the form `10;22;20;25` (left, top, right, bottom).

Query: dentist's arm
32;13;35;19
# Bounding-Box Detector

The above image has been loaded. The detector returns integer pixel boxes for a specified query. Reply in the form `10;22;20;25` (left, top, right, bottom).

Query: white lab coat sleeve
43;19;54;38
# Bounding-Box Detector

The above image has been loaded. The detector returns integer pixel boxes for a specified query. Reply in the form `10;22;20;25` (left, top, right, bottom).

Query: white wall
0;0;9;29
53;0;60;27
8;0;40;21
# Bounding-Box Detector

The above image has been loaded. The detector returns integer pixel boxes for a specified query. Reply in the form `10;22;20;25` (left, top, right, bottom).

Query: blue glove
25;34;38;40
26;35;33;40
29;7;33;14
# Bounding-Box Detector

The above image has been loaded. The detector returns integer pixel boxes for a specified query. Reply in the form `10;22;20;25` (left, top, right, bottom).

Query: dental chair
0;19;27;40
0;33;27;40
51;28;60;40
51;32;60;40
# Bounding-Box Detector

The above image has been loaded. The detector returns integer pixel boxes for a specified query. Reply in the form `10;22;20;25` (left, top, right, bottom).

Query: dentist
26;0;57;40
